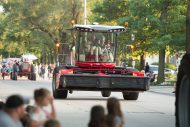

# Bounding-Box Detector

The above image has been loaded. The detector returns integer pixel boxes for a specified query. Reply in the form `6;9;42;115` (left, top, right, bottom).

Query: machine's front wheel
101;91;111;97
122;92;139;100
52;75;68;99
177;75;190;127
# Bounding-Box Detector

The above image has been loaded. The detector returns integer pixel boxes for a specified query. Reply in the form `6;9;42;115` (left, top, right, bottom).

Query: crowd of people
0;61;54;80
0;88;124;127
37;64;54;79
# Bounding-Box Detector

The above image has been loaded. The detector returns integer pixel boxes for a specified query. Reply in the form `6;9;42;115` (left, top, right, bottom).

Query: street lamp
56;43;60;47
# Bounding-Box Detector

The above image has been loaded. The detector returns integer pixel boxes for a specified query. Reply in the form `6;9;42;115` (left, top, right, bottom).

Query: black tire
52;74;68;99
32;73;36;81
122;92;139;100
30;73;36;81
101;91;111;97
177;76;190;127
28;75;31;80
12;72;17;80
31;64;35;73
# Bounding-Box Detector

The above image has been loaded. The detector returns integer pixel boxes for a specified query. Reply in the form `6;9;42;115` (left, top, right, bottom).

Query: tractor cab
73;25;125;68
53;24;149;100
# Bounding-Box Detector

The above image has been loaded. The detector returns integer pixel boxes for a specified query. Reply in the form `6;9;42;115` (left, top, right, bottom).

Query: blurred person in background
1;64;7;80
40;65;45;79
47;64;52;79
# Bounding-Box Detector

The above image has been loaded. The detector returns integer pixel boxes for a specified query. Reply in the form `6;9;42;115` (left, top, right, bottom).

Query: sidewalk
149;86;175;96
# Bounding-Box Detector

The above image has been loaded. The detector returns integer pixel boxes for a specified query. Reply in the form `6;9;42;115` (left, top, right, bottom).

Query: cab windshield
76;31;117;63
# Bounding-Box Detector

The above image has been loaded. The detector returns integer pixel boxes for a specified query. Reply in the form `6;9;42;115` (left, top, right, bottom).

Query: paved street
0;77;175;127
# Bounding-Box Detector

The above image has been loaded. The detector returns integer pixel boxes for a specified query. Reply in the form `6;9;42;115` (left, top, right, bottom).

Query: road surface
0;77;175;127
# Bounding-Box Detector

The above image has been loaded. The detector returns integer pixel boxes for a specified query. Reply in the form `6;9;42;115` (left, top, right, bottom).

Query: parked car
149;65;176;82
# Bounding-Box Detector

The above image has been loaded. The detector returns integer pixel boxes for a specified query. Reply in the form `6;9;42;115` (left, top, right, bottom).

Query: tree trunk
157;48;165;84
186;2;190;53
166;54;170;63
157;1;169;84
48;51;51;64
140;53;145;71
42;45;45;64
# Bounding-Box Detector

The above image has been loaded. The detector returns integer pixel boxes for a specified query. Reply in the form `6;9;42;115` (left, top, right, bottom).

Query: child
88;105;107;127
44;119;61;127
30;88;56;127
106;97;124;127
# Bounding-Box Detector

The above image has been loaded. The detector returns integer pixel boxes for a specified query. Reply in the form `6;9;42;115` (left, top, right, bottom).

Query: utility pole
84;0;87;25
186;1;190;53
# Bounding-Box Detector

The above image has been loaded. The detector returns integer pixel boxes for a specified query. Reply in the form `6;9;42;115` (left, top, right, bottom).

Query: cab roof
73;24;126;32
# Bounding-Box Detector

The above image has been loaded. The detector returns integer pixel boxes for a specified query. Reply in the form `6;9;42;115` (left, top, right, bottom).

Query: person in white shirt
29;88;56;127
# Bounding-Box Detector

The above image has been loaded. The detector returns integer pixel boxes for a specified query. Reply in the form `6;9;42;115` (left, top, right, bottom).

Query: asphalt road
0;77;175;127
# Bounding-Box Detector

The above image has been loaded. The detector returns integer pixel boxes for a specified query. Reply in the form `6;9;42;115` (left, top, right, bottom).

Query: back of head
106;114;115;127
34;88;50;102
89;105;106;127
107;97;122;117
0;101;5;110
26;105;36;113
5;95;25;109
44;119;61;127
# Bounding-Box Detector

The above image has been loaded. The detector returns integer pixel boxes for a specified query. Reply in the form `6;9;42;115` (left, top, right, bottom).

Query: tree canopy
92;0;187;83
0;0;83;63
0;0;187;83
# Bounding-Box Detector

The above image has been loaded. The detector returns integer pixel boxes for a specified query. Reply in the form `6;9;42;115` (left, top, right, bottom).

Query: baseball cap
5;95;29;109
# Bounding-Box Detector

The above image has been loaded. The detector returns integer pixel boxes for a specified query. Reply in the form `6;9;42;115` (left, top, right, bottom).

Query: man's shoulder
0;111;21;127
0;110;7;117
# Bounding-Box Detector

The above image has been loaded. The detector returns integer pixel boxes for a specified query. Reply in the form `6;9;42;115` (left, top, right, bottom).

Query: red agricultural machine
11;62;36;81
52;24;150;100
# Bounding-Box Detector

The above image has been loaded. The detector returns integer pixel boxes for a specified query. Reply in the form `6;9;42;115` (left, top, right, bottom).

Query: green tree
92;0;186;84
0;0;83;64
147;0;186;84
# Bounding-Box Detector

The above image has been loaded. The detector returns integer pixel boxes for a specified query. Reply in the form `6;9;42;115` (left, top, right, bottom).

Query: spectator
47;64;52;79
13;60;19;73
145;62;150;73
0;95;27;127
88;105;107;127
107;97;124;127
40;65;45;79
29;88;56;127
21;105;38;127
1;64;7;80
44;119;61;127
0;101;5;110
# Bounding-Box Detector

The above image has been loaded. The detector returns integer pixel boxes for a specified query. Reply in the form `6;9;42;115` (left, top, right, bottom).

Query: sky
0;6;4;12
